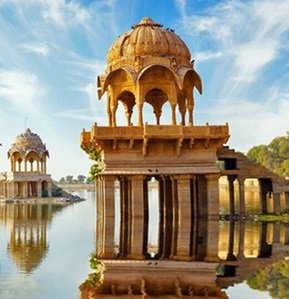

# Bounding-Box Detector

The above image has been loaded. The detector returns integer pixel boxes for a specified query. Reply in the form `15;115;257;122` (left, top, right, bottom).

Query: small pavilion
0;128;52;198
81;17;229;261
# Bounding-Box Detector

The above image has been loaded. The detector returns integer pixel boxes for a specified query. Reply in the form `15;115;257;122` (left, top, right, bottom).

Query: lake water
0;190;95;299
1;191;288;299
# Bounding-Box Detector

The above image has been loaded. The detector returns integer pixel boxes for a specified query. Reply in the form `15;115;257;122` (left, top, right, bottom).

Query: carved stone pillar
187;93;194;125
170;103;177;125
272;222;280;244
156;176;164;258
129;175;145;259
161;176;173;259
9;182;16;198
97;175;116;259
284;192;289;211
258;223;271;258
37;181;42;197
273;193;281;214
206;174;220;219
47;181;52;197
189;176;198;258
237;221;245;259
23;182;28;198
259;179;272;214
227;175;236;215
238;177;245;215
205;218;220;262
226;221;236;261
173;174;192;260
119;176;131;258
95;176;103;257
284;226;289;245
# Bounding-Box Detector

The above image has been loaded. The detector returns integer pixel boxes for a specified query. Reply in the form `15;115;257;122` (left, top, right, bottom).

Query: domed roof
107;17;191;67
8;128;49;158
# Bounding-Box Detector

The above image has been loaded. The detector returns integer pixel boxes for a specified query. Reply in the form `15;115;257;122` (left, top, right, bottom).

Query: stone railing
81;123;229;144
144;124;183;138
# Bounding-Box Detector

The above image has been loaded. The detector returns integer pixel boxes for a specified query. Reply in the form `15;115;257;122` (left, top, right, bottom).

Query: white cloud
232;41;277;83
54;108;106;123
21;42;49;57
194;51;222;61
198;87;289;152
42;0;90;27
0;70;41;108
177;0;289;84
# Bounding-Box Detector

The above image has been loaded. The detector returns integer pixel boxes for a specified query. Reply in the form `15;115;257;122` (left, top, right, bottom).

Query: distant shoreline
0;197;79;205
55;183;95;191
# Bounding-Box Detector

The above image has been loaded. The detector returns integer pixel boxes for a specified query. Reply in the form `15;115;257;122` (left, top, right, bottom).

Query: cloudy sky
0;0;289;180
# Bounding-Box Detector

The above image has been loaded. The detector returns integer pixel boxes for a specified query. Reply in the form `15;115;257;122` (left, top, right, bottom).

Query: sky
0;0;289;180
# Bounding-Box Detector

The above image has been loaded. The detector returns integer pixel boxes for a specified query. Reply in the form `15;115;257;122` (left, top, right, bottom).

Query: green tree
247;144;273;170
77;175;86;183
65;175;74;184
59;177;65;183
86;176;93;184
247;260;289;299
247;132;289;177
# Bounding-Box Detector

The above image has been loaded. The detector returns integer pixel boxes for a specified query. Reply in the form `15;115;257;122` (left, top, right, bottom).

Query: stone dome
107;17;191;66
8;128;49;158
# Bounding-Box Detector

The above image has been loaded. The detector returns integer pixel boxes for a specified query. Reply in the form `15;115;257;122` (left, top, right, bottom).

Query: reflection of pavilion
0;128;52;198
81;260;227;299
80;219;289;298
218;220;289;289
0;203;62;273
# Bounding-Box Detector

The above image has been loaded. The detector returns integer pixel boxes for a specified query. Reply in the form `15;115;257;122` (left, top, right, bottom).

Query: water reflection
81;219;289;299
0;202;66;273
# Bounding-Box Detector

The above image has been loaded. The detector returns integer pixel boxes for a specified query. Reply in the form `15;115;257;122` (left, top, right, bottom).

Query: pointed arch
137;64;182;90
101;67;137;97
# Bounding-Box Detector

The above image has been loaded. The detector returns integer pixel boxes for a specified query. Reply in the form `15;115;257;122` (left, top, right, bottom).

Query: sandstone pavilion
0;128;52;198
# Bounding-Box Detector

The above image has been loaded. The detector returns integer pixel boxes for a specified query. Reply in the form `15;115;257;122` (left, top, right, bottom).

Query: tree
247;132;289;177
247;260;289;299
247;145;273;170
77;175;86;183
59;177;65;183
65;175;74;184
86;176;93;184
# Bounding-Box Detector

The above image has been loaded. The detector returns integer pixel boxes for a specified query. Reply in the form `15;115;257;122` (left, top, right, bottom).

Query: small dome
107;17;191;66
8;128;49;158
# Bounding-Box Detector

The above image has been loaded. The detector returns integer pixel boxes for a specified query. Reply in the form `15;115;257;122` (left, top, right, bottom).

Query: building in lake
81;17;289;262
0;128;52;198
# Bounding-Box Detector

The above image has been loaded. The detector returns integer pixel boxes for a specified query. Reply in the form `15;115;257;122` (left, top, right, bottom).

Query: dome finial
140;17;154;25
134;16;162;28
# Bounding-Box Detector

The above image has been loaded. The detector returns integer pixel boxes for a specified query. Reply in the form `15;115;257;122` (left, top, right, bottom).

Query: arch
137;64;182;90
16;157;23;172
25;150;40;160
105;69;136;127
102;67;136;95
10;152;24;172
25;151;40;172
144;88;168;125
178;67;202;95
117;90;136;126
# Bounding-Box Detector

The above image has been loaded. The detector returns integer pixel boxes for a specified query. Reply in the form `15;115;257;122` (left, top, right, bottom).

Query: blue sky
1;0;289;180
